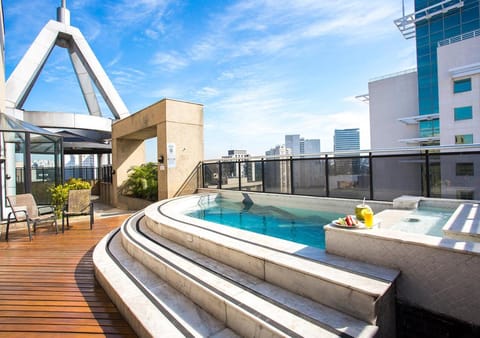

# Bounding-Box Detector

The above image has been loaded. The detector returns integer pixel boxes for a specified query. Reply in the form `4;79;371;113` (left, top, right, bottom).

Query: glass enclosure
1;113;63;219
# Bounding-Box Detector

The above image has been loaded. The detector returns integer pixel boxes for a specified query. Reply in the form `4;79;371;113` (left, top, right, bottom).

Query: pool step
94;216;238;338
116;211;380;337
144;201;397;336
443;203;480;242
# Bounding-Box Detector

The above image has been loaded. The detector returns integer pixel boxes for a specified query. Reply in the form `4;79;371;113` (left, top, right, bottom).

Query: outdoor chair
62;189;94;232
5;193;58;241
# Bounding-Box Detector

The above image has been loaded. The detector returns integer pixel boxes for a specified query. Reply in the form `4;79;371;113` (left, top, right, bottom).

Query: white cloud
109;67;146;92
197;87;220;99
183;0;402;64
152;52;188;71
105;0;175;39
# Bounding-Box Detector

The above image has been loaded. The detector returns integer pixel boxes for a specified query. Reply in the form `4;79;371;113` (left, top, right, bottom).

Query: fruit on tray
336;215;358;227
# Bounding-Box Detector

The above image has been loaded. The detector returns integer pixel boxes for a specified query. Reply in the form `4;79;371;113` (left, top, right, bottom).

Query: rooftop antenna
57;0;70;25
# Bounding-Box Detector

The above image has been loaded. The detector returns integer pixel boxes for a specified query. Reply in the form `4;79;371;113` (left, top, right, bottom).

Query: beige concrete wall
111;137;146;208
157;99;203;200
111;98;203;206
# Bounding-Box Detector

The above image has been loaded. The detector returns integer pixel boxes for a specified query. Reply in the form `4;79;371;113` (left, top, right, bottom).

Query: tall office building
334;128;360;152
265;144;291;156
284;134;320;156
301;138;321;155
370;0;480;148
285;135;301;155
367;0;480;200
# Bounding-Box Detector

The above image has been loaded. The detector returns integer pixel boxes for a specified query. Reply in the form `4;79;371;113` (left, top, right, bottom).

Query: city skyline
4;0;416;159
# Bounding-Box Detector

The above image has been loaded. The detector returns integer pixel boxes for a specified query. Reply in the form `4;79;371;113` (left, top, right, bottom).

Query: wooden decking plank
0;310;125;320
0;214;137;337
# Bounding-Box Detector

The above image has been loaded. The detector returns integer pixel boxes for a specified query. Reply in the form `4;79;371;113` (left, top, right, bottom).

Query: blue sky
4;0;416;160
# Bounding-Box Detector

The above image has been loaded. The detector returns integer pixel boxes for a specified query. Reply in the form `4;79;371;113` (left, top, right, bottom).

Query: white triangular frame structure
5;1;129;120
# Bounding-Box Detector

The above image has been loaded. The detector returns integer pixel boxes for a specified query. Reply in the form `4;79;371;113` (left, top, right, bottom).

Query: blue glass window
420;119;440;138
454;106;473;120
455;134;473;144
454;78;471;93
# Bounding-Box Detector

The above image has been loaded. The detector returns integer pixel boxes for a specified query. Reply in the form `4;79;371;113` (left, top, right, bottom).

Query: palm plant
121;162;158;201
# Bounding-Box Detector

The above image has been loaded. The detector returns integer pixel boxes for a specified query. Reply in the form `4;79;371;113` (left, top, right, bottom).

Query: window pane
454;106;473;120
454;78;471;93
455;134;474;144
456;163;474;176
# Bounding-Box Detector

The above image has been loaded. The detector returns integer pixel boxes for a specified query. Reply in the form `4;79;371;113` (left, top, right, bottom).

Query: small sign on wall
167;143;176;168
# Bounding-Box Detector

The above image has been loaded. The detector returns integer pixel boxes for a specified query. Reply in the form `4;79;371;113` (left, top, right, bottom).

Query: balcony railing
201;145;480;202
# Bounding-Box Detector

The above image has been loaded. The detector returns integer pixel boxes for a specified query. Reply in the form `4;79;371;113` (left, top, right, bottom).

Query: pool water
186;198;343;249
389;206;455;237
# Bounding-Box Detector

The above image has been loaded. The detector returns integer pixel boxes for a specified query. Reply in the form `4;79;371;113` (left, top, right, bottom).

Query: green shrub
49;178;91;217
121;162;158;201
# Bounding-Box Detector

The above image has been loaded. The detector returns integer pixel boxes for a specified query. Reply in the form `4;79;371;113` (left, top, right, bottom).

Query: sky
3;0;416;160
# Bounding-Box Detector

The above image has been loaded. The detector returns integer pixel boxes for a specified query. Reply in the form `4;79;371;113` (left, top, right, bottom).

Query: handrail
201;145;480;202
202;144;480;163
438;28;480;47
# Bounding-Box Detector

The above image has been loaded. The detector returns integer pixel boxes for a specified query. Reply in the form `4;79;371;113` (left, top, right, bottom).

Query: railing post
238;161;242;191
290;156;294;195
369;152;374;200
261;158;265;193
218;161;222;189
325;154;330;197
425;150;430;197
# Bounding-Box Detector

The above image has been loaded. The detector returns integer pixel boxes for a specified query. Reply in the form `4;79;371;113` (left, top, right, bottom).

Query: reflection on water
187;197;343;249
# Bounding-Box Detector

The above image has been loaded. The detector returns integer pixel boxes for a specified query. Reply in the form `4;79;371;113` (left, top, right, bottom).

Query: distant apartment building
302;138;321;155
222;149;250;160
285;135;301;155
221;149;251;182
367;0;480;199
284;134;320;156
265;144;291;157
333;128;360;152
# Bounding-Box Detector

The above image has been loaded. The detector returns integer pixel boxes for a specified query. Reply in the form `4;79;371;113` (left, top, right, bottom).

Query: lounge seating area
3;190;94;241
5;193;58;241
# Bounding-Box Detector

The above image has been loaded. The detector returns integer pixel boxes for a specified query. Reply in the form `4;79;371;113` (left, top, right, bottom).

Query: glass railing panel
292;158;326;197
372;155;424;201
220;161;239;190
431;152;479;200
202;163;220;188
240;161;263;192
328;157;370;199
264;159;291;194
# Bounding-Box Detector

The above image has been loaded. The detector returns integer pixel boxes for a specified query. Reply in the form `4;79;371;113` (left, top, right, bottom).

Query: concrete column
111;98;203;206
111;137;145;208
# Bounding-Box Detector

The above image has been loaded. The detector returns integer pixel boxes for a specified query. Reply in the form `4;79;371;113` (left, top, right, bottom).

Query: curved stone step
144;199;397;335
120;211;379;337
94;213;239;338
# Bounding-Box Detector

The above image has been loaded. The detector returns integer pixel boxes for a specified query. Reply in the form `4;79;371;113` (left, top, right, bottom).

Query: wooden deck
0;214;138;337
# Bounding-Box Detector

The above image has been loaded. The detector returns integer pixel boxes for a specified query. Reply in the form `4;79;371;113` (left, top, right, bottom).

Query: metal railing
16;165;113;184
438;28;480;47
201;145;480;202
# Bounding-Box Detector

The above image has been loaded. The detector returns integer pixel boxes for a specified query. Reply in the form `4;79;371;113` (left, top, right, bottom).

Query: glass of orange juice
362;208;374;228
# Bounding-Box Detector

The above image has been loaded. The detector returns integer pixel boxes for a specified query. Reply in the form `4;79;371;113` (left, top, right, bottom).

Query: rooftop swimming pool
186;197;343;249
